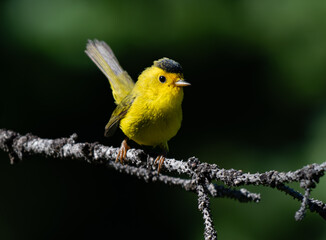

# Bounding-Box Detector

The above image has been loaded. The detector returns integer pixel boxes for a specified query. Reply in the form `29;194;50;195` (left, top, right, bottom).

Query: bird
85;39;190;173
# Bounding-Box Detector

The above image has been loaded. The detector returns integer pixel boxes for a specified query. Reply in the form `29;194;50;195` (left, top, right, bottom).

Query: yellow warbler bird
85;40;190;172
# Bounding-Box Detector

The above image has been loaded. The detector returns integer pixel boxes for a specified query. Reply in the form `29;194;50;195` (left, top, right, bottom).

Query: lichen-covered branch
197;183;218;240
0;129;325;240
277;184;326;220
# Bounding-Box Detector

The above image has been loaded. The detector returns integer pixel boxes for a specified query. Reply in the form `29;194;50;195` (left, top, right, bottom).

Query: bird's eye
159;75;166;83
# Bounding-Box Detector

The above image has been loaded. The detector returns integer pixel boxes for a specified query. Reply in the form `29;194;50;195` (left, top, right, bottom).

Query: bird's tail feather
85;39;135;104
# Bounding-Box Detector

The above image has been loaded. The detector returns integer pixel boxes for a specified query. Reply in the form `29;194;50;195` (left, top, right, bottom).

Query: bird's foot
154;155;165;174
116;139;130;164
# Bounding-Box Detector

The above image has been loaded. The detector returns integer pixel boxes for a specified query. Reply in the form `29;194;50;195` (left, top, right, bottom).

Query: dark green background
1;0;326;239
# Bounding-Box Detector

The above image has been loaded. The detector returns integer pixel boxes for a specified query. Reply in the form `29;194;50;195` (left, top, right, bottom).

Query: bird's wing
85;39;135;105
104;94;136;137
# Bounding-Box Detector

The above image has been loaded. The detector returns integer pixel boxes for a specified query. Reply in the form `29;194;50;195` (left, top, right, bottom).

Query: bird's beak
174;79;191;87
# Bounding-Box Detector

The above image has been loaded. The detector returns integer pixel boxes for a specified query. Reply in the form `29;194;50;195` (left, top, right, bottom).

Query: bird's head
136;58;190;96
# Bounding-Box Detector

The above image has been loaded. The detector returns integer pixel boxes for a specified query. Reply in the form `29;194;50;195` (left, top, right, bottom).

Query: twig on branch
276;184;326;220
197;183;218;240
0;129;325;239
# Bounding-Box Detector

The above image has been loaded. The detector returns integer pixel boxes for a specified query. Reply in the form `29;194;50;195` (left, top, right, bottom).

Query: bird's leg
153;143;168;174
154;155;165;174
116;138;130;164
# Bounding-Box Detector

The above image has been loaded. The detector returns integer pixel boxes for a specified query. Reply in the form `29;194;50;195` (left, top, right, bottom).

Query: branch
197;183;218;240
0;129;325;239
277;184;326;220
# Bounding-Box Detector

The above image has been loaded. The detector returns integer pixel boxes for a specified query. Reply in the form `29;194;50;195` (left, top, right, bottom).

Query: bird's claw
116;139;130;164
154;155;165;174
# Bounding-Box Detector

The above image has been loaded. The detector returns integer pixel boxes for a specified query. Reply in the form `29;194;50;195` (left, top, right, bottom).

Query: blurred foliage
1;0;326;239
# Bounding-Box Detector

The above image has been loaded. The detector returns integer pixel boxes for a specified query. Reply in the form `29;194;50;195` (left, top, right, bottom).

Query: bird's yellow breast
120;84;184;148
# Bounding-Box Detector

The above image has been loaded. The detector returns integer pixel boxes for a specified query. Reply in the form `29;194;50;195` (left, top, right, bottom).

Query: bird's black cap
154;58;183;74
